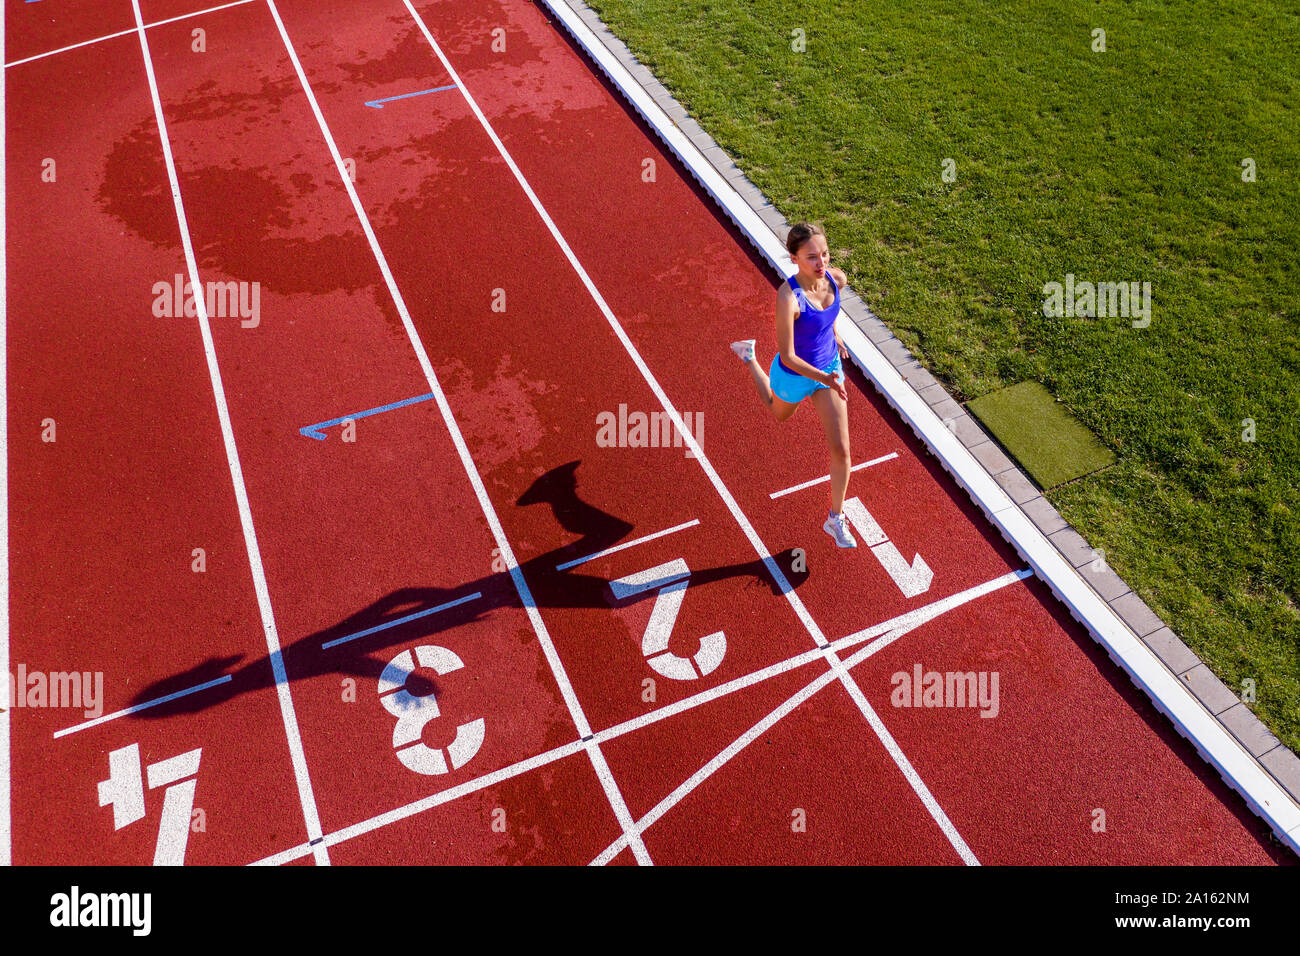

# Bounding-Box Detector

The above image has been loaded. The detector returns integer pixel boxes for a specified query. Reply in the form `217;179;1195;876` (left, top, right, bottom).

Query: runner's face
794;236;830;278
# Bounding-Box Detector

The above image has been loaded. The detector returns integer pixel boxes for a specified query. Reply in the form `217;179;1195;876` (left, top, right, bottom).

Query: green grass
967;381;1116;488
584;0;1300;751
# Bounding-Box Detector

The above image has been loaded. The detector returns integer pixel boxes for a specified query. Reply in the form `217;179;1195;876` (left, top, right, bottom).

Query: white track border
537;0;1300;856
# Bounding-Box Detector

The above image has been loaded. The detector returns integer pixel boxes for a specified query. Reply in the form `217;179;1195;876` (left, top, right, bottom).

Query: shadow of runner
130;459;809;718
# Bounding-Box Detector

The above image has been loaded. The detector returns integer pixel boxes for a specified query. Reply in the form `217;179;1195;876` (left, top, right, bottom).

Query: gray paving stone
649;86;676;108
930;396;962;422
725;164;751;185
686;129;714;153
758;207;789;233
970;440;1015;476
677;116;705;140
1219;704;1281;758
1109;591;1165;638
861;320;894;344
1259;746;1300;801
898;363;939;392
1021;496;1069;535
1047;526;1094;568
1180;664;1239;716
879;339;915;367
917;383;949;407
994;468;1040;505
702;144;732;172
948;414;988;449
1142;626;1201;676
1080;563;1130;601
839;300;866;322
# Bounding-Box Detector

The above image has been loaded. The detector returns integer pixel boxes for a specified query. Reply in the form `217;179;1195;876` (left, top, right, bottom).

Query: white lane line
268;0;652;866
0;0;9;866
829;647;979;863
833;569;1034;656
769;452;900;499
555;518;700;571
592;662;842;865
250;737;589;864
53;675;235;739
250;570;1028;864
402;0;826;645
402;0;976;865
321;592;483;650
5;0;258;68
589;575;1030;864
130;0;329;866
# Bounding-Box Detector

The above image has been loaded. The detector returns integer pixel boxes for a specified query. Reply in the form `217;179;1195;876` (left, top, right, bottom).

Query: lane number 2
610;558;725;680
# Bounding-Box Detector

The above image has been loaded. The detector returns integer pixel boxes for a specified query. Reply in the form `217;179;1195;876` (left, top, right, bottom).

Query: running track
4;0;1291;865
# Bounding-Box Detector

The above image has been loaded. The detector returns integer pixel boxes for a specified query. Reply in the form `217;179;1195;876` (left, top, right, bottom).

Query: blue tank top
777;271;839;375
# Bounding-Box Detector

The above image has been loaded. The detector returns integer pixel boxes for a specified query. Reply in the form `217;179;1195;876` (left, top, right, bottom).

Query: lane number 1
842;497;934;597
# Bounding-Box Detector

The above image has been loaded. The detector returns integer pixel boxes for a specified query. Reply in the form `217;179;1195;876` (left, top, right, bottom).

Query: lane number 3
378;645;485;775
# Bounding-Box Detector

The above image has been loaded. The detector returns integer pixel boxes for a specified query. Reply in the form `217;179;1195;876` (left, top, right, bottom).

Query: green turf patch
966;382;1115;489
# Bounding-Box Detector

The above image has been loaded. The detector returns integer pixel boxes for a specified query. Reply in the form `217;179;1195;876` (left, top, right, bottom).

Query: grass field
582;0;1300;751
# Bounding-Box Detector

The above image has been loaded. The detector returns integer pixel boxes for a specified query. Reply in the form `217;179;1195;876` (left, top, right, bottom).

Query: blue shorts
769;352;842;404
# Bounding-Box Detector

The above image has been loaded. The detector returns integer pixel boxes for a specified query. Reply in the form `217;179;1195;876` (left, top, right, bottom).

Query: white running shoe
823;511;858;548
730;339;756;363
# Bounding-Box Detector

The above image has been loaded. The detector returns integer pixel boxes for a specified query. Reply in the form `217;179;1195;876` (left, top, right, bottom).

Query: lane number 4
98;743;201;866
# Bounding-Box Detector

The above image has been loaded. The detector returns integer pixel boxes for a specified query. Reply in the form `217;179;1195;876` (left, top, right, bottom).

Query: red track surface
5;0;1290;865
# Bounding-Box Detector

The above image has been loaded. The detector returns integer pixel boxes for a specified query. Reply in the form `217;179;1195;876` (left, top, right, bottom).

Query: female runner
731;222;857;548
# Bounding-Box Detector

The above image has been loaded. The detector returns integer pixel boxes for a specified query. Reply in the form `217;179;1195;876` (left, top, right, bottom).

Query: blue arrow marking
300;392;436;440
364;84;457;109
